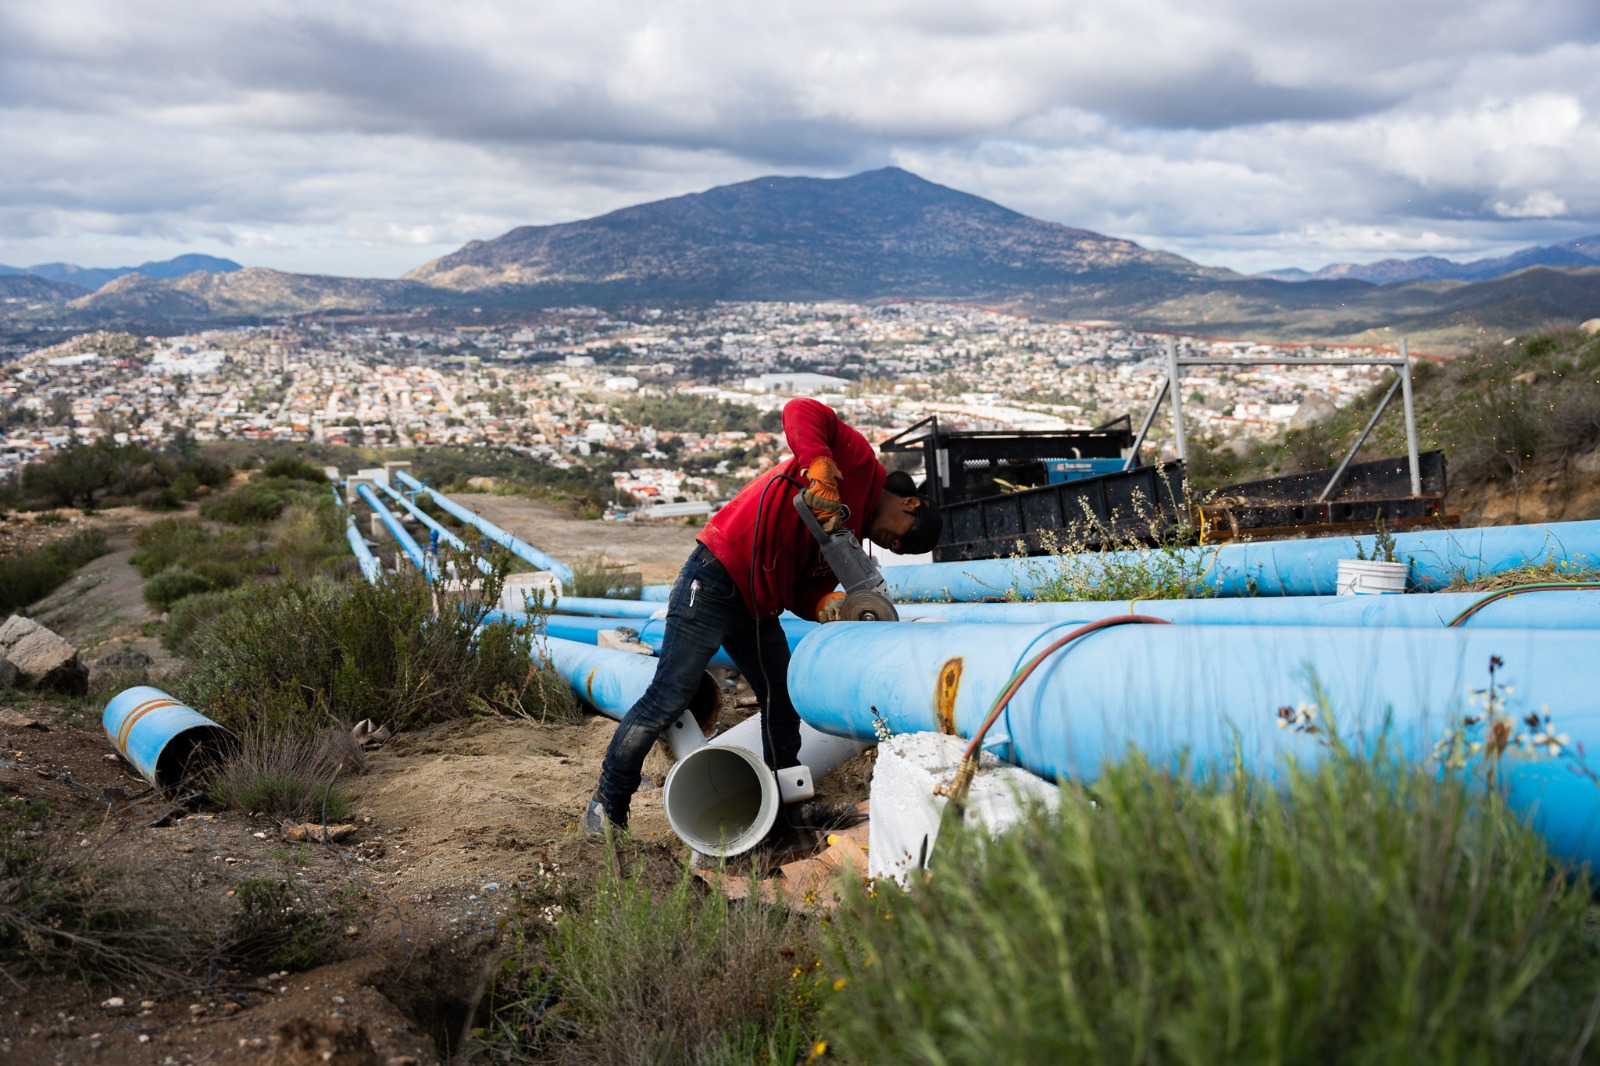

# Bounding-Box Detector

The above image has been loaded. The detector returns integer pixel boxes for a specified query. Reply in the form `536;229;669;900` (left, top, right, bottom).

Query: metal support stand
1317;374;1401;502
1125;376;1170;471
1166;336;1187;463
1400;339;1421;497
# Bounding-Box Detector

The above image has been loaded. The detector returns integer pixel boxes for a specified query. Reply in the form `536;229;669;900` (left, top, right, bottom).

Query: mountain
7;169;1600;352
23;254;243;291
0;275;91;304
404;167;1233;301
1261;235;1600;285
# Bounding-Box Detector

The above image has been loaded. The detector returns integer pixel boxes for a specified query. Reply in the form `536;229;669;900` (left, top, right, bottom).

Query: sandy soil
441;493;702;584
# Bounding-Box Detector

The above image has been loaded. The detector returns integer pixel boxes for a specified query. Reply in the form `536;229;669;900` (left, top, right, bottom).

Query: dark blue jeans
595;544;801;823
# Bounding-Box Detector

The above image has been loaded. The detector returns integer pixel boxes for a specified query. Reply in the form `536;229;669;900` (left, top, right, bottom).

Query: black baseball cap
883;470;942;555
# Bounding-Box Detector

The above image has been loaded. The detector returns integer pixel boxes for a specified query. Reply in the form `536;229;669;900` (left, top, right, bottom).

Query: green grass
206;726;357;820
0;528;108;613
819;745;1600;1063
475;861;816;1065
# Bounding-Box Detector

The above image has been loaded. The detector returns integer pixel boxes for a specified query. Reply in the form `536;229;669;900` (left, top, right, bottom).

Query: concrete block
867;732;1058;887
501;571;562;612
355;466;388;488
345;476;374;506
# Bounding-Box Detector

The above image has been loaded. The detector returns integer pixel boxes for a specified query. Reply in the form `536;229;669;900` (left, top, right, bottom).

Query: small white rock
101;997;125;1009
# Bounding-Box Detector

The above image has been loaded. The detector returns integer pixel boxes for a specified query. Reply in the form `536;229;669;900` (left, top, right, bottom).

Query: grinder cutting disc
840;590;899;622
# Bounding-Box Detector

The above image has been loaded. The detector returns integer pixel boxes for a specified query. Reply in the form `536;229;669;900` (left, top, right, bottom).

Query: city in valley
0;301;1394;506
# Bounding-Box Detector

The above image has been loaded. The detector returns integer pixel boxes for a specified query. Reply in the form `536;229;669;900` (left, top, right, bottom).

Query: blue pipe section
103;686;235;789
894;588;1600;630
393;470;574;585
532;635;720;743
486;608;815;670
330;482;344;509
789;620;1600;868
640;584;671;602
547;595;666;619
880;520;1600;601
375;479;495;578
357;482;433;577
345;516;383;584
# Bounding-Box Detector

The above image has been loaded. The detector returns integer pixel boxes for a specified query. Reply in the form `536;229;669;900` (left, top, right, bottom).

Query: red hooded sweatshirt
697;398;886;620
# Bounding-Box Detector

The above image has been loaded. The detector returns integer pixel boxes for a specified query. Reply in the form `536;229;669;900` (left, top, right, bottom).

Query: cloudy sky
2;0;1597;278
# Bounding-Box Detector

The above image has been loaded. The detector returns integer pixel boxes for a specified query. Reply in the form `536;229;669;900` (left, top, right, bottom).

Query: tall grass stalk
822;748;1600;1063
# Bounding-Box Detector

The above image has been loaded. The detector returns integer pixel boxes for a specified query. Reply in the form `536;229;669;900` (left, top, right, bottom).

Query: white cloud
0;0;1597;276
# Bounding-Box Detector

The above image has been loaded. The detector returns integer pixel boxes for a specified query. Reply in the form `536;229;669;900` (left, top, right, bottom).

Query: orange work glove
801;456;847;532
815;590;846;623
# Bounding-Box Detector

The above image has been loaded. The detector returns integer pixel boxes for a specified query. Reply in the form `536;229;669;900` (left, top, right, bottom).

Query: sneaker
583;794;626;837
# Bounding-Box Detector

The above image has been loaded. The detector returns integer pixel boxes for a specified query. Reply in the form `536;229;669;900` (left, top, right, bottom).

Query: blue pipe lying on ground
535;634;721;758
393;470;574;585
103;686;234;789
345;516;383;584
789;620;1600;867
546;595;664;618
879;520;1600;601
357;482;433;576
894;588;1600;629
484;608;813;670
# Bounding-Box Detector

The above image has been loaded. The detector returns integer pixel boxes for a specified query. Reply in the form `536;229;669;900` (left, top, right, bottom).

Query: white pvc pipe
663;712;870;857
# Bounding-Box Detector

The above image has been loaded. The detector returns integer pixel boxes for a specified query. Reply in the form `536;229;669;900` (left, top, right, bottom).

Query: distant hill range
1258;236;1600;285
0;253;242;292
5;171;1598;352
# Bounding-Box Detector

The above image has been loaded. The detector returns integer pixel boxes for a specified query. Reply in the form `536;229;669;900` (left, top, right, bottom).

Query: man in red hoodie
585;397;941;835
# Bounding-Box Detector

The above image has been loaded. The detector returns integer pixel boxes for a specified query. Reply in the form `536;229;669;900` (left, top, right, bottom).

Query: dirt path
442;493;701;583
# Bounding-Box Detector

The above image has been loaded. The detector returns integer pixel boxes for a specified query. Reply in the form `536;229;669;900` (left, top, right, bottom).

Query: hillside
1260;234;1600;285
0;274;90;305
55;267;456;325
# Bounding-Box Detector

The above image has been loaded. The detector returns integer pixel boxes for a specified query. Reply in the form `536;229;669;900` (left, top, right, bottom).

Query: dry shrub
206;726;361;820
478;863;815;1064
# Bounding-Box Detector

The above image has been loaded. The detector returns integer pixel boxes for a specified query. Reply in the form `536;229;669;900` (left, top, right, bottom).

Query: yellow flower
805;1040;829;1063
833;977;849;991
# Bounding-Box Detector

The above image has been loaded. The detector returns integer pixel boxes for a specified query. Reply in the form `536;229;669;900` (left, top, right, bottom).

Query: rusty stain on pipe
935;657;963;735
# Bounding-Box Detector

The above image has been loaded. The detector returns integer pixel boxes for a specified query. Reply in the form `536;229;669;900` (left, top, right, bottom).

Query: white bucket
1336;558;1408;595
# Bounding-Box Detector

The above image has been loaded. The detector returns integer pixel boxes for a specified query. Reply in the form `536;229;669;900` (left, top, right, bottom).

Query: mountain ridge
0;254;242;292
1257;235;1600;285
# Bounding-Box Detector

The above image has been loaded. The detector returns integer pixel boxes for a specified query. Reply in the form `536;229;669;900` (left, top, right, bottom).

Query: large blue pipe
880;520;1600;601
375;479;495;577
393;470;574;585
535;634;721;753
486;608;814;670
103;686;234;789
345;515;383;584
894;588;1600;630
356;482;433;576
790;621;1600;867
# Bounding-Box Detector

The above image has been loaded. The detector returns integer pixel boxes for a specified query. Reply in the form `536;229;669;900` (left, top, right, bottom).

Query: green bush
177;566;577;734
131;518;215;577
14;438;229;510
160;589;242;656
821;749;1600;1063
0;528;109;613
143;567;214;611
477;862;814;1065
201;480;290;524
260;457;330;483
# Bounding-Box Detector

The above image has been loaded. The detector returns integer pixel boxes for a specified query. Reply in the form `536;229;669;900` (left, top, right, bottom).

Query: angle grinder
792;491;900;622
